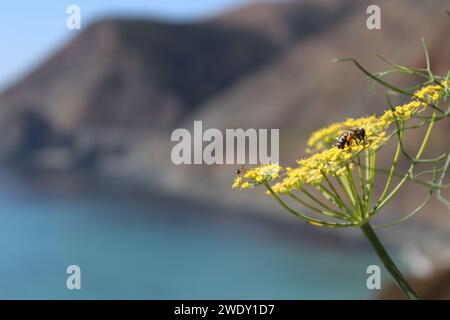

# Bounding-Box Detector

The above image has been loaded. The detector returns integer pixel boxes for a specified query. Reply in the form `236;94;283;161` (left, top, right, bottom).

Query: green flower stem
317;185;352;215
414;110;438;158
345;164;365;217
366;151;376;210
373;109;437;214
370;128;417;204
374;191;433;228
288;192;347;221
378;128;403;202
361;223;419;300
337;57;445;114
357;155;367;200
298;188;350;221
299;188;331;211
264;183;353;228
362;164;444;189
336;175;361;221
320;175;353;214
364;150;371;203
437;152;450;208
376;162;439;228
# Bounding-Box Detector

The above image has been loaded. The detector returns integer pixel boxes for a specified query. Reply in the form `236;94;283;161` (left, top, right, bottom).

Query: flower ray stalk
373;109;438;215
378;126;403;202
336;175;361;221
321;174;352;214
264;183;353;228
287;191;347;221
345;164;366;220
357;156;367;202
316;184;352;215
298;188;351;221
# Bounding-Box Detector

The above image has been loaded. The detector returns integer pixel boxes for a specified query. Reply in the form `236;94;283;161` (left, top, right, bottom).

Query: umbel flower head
232;82;447;228
231;48;449;300
307;82;448;153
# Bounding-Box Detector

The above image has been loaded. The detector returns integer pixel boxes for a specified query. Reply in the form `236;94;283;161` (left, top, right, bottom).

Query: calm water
0;176;378;299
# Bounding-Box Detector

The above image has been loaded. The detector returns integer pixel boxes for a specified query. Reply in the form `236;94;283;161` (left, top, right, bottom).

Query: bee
336;127;366;149
236;165;247;176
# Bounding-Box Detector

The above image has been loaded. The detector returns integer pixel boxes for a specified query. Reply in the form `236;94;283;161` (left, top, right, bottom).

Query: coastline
0;166;368;251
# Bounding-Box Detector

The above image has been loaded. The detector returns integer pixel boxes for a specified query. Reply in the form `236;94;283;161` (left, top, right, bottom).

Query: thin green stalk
336;175;360;220
299;188;350;221
374;191;432;228
361;223;419;300
288;192;348;221
421;37;435;84
378;126;403;202
316;184;352;215
372;109;437;214
321;173;354;215
437;152;450;209
335;57;445;114
360;163;446;189
264;183;352;228
365;150;371;203
364;150;376;206
375;158;437;227
335;175;355;204
344;164;365;219
357;155;367;201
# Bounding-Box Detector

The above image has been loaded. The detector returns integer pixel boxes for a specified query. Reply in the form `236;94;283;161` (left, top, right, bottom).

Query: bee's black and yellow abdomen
336;132;350;149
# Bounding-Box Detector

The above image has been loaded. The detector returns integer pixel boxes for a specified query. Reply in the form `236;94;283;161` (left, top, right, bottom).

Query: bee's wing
341;125;358;132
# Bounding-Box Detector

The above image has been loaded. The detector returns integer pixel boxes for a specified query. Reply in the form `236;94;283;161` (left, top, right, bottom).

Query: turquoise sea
0;173;378;299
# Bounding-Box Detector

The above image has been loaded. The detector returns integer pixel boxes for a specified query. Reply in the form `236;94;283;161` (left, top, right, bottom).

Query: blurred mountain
0;0;449;215
0;17;282;169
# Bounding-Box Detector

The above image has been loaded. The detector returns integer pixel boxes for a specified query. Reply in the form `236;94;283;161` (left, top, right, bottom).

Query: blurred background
0;0;449;299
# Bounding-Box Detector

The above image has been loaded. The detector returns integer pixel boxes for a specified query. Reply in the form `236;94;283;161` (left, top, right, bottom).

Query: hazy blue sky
0;0;254;90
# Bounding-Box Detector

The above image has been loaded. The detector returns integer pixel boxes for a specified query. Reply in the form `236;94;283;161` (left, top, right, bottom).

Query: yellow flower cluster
306;123;341;153
233;83;447;194
307;115;390;153
232;163;282;189
270;152;352;194
414;83;444;102
270;166;309;194
380;101;424;122
308;83;446;153
382;83;445;122
272;130;388;193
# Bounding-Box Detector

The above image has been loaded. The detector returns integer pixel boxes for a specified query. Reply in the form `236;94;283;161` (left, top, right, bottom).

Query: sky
0;0;255;90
